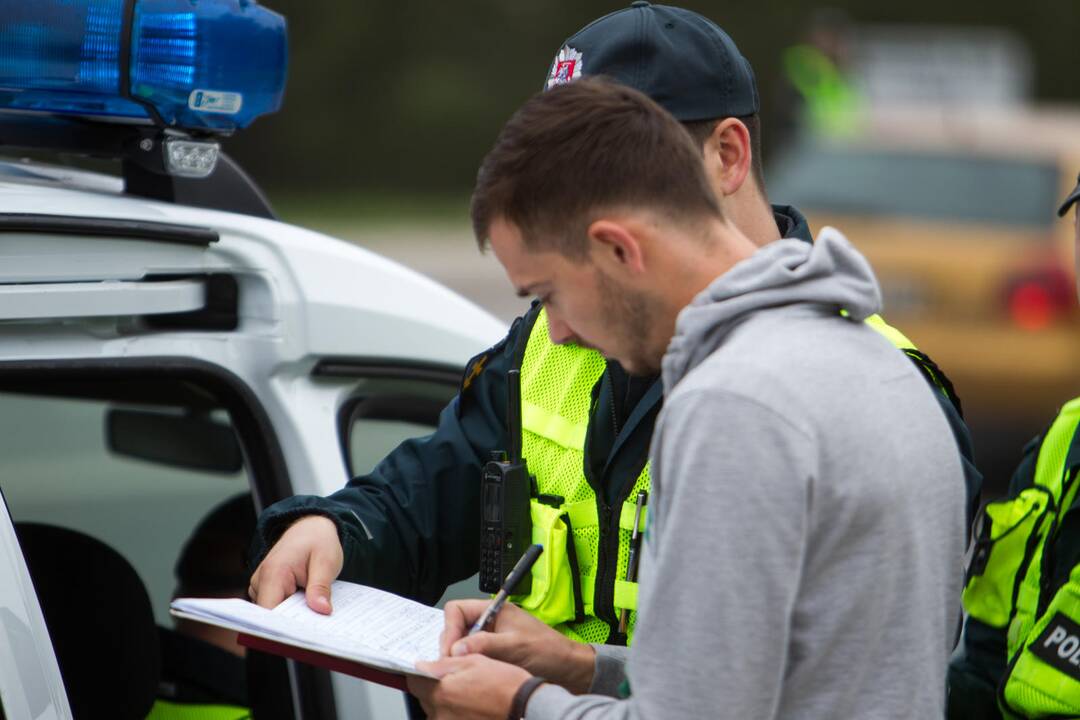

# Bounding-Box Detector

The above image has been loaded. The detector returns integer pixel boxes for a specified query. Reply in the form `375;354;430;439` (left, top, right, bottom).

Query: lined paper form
171;580;443;676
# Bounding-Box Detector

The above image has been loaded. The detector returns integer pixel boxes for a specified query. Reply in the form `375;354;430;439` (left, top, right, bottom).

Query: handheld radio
479;368;533;594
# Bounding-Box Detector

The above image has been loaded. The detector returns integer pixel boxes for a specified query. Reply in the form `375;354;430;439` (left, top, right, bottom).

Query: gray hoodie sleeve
524;388;814;720
589;645;630;695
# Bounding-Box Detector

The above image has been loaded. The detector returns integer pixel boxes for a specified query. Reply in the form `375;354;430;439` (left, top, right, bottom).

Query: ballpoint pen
469;543;544;636
618;491;648;635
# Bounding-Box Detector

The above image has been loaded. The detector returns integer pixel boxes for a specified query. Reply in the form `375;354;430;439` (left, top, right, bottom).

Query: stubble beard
594;267;663;377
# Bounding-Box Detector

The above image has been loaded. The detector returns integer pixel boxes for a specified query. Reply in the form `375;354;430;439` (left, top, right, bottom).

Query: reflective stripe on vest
513;308;650;645
147;699;251;720
1006;402;1080;659
995;398;1080;717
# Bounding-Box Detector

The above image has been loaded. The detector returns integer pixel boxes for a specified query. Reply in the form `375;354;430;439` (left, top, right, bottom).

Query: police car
0;2;501;719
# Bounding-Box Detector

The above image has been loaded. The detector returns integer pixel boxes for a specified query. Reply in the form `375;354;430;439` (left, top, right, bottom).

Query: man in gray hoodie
407;78;967;719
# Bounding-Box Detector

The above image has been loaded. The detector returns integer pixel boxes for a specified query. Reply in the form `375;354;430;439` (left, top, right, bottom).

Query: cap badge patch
546;46;583;89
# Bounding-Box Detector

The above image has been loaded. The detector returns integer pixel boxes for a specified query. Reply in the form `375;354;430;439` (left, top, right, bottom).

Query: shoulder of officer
1006;398;1080;498
461;302;544;395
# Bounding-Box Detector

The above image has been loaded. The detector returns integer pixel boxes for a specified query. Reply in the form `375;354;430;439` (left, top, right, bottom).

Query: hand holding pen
437;574;598;694
469;543;543;636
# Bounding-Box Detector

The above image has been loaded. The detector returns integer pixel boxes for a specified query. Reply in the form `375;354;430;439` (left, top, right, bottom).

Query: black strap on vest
904;349;964;419
560;511;587;624
510;304;543;373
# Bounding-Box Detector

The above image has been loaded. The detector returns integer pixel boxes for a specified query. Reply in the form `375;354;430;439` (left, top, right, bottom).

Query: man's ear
586;219;646;276
702;118;752;198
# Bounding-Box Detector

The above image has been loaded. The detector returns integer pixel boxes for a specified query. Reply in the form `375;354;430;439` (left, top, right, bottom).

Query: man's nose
546;312;575;345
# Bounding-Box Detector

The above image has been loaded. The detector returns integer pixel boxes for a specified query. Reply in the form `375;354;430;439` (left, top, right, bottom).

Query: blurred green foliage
227;0;1080;198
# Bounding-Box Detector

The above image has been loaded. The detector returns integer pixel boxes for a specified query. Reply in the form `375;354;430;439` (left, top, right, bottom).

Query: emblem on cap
546;46;584;90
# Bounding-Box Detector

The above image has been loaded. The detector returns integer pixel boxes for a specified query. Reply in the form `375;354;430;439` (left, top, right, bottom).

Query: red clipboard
238;633;410;691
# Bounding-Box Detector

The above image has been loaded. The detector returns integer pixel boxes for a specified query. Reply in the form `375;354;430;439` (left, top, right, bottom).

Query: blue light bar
0;0;287;133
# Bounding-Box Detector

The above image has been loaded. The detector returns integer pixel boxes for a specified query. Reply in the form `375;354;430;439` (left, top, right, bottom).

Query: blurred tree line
227;0;1080;199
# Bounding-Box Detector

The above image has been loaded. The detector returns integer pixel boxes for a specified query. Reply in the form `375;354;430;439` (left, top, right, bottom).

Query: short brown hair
471;78;722;257
682;113;766;191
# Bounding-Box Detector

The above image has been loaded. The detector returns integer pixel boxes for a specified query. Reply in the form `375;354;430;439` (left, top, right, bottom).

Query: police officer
947;174;1080;719
249;1;976;655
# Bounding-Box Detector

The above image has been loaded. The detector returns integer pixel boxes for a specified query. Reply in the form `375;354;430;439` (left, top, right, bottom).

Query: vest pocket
510;500;580;627
1001;566;1080;717
963;487;1054;629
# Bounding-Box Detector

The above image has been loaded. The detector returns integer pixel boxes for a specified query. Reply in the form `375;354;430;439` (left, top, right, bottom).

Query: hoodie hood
662;227;882;390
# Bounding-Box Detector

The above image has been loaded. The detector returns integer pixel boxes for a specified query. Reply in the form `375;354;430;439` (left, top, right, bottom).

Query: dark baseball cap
1059;173;1080;217
544;1;759;121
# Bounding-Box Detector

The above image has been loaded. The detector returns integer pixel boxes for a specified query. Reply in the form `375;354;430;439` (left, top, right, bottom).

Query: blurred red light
1009;282;1055;331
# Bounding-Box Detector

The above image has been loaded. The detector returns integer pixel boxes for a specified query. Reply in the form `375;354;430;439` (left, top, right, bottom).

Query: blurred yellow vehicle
768;107;1080;493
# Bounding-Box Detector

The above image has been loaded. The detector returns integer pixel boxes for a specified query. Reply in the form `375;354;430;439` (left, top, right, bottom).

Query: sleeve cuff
249;496;350;569
588;644;630;696
524;684;580;718
524;684;623;719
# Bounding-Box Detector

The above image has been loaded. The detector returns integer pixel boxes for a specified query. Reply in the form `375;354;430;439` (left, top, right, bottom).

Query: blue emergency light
0;0;287;134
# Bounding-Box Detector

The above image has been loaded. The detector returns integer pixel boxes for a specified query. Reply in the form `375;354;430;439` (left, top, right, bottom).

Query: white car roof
0;165;506;369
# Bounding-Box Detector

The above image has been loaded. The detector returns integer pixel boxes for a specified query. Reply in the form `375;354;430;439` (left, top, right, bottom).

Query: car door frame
0;356;336;720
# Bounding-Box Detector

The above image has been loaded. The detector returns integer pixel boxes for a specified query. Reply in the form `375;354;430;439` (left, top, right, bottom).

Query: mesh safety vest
510;309;650;644
508;308;946;646
961;397;1080;718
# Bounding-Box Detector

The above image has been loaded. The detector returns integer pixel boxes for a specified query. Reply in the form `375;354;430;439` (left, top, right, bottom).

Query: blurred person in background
948;175;1080;719
777;8;864;146
149;494;254;720
247;2;978;711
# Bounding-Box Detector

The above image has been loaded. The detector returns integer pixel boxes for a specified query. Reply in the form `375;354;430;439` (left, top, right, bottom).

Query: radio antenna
507;369;522;464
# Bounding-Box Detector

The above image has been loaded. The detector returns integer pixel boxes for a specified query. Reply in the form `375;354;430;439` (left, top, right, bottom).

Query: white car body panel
0;494;73;720
0;171;505;719
0;179;503;496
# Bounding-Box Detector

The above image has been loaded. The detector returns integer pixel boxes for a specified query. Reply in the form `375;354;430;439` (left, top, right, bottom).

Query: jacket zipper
588;372;652;646
599;378;633;644
594;497;628;645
